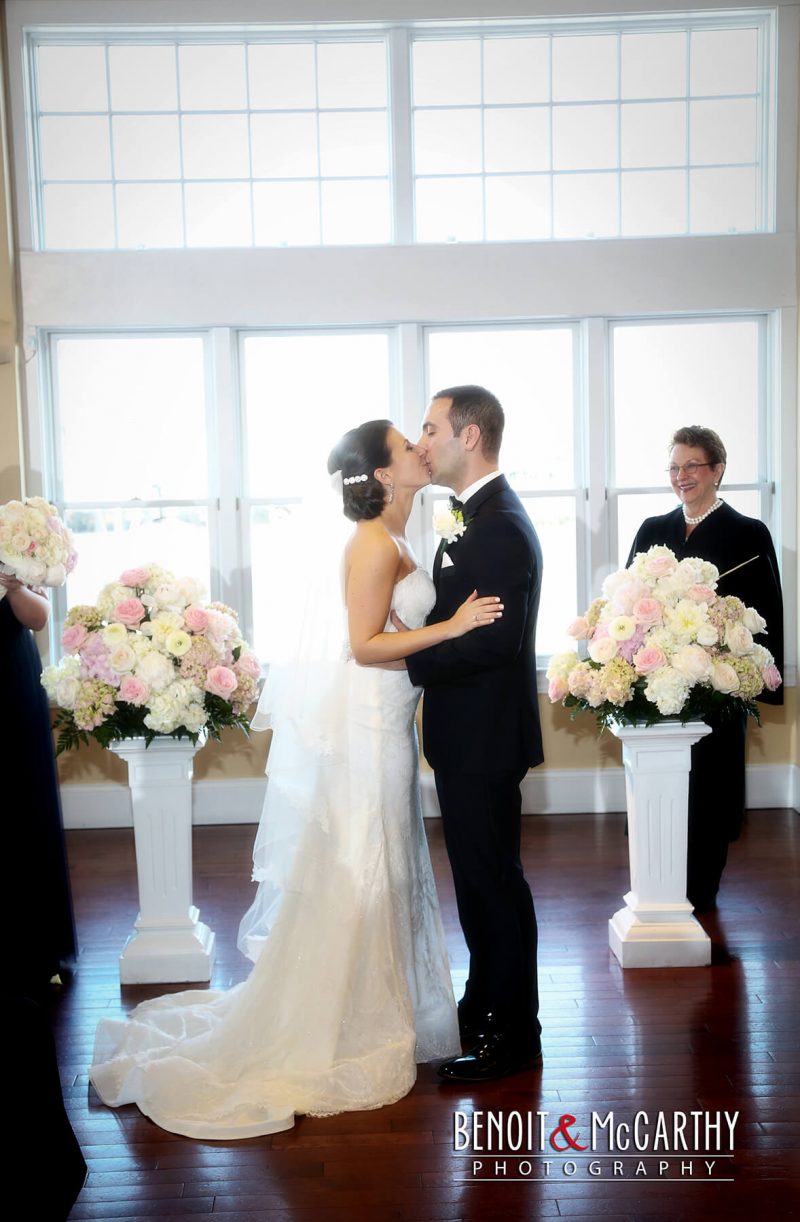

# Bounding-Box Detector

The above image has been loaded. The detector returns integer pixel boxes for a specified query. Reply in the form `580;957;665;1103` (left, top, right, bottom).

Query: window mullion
388;26;413;244
584;316;613;595
208;326;246;633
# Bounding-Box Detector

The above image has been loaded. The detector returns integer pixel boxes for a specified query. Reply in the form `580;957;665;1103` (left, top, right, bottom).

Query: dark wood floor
52;809;799;1221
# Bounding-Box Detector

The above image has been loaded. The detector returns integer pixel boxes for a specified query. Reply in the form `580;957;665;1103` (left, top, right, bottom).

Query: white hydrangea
546;650;579;682
644;666;692;716
96;581;134;619
183;703;209;733
41;654;80;699
135;650;175;692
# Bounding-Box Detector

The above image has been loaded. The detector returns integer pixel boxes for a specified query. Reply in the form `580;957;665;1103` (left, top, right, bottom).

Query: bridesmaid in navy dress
1;571;85;1218
0;574;77;989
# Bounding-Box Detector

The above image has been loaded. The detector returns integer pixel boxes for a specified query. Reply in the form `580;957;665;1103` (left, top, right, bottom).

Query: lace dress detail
89;568;459;1138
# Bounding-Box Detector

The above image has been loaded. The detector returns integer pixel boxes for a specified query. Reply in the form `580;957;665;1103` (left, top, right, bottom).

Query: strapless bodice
387;568;435;631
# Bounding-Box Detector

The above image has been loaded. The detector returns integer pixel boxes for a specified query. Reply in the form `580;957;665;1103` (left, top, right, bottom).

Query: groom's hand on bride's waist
390;611;410;633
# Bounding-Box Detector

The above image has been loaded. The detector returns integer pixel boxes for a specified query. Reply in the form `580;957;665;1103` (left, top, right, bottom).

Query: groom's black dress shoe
457;1002;490;1045
438;1031;543;1082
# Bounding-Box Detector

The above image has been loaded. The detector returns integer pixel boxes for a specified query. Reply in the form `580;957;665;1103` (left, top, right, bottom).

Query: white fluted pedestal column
609;721;713;969
110;737;215;984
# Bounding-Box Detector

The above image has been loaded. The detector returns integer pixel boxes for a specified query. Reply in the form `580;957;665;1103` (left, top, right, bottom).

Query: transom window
25;9;775;250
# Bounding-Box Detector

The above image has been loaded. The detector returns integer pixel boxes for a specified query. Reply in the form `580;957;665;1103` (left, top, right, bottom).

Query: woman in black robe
627;426;784;913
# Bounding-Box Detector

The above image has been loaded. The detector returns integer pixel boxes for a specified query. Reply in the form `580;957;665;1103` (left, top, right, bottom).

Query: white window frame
4;0;796;686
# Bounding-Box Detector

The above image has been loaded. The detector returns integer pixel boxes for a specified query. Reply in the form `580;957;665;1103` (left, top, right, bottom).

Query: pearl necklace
683;498;723;526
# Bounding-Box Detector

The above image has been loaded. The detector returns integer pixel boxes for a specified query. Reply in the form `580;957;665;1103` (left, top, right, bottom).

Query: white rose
588;636;618;664
432;507;466;546
710;661;740;693
108;643;137;673
724;622;754;656
55;676;80;708
696;622;718;647
103;622;128;647
671;644;713;683
742;607;767;634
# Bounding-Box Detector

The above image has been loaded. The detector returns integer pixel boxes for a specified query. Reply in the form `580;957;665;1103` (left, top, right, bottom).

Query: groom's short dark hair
433;385;504;460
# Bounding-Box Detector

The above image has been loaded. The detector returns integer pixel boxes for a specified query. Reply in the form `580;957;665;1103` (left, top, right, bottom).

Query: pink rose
205;665;239;699
686;584;715;603
632;597;662;626
566;616;590;639
762;663;782;692
184;605;210;633
61;623;88;652
119;676;150;705
633;645;667;675
645;555;676;577
548;676;569;702
120;567;150;587
66;546;78;575
236;651;261;679
112;598;146;626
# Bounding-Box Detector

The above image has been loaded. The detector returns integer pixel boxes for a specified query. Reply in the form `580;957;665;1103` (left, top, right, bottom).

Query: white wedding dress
89;568;459;1138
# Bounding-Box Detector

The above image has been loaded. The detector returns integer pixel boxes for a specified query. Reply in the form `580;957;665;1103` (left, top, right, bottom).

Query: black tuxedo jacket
406;475;544;774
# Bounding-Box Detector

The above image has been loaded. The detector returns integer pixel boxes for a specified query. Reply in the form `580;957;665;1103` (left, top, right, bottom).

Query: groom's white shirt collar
458;470;501;506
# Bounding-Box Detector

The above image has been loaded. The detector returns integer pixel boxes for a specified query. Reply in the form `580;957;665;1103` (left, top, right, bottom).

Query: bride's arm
346;531;502;666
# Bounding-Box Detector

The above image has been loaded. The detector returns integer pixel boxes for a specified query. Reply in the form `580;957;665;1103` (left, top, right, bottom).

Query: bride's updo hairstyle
328;419;392;522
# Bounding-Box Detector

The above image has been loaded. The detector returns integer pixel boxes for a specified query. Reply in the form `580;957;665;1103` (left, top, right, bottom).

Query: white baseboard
60;764;797;829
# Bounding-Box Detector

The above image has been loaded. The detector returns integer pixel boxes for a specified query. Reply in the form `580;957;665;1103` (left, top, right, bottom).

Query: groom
404;385;544;1082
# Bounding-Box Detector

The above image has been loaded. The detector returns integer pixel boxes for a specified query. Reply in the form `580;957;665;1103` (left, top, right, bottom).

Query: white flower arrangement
547;545;781;730
0;496;77;598
42;564;261;752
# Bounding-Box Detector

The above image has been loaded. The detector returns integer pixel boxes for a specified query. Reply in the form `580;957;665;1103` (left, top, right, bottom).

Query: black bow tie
449;496;464;512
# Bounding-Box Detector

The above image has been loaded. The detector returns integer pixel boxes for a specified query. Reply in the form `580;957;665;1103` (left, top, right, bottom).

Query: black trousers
687;710;748;907
434;767;540;1043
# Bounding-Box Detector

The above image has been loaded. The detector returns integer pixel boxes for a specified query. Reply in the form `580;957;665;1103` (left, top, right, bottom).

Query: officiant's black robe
627;502;784;908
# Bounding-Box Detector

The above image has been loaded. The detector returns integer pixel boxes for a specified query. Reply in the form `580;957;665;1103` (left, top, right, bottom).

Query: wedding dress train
89;568;459;1137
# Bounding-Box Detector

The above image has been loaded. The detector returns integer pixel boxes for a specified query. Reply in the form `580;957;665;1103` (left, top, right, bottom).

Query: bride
89;418;503;1138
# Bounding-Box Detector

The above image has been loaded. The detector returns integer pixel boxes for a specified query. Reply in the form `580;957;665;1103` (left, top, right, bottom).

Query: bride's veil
237;475;358;960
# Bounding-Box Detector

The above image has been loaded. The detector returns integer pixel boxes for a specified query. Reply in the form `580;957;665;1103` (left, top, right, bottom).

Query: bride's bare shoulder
345;521;401;578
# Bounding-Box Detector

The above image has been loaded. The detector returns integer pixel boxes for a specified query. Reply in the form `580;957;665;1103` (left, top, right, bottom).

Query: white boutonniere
433;505;467;546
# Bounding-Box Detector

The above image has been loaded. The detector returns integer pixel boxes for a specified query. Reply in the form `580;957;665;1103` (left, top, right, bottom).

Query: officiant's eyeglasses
667;462;714;477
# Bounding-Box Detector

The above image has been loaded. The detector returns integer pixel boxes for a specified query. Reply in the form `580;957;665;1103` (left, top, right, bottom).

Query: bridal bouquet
42;564;260;753
547;545;782;731
0;496;77;599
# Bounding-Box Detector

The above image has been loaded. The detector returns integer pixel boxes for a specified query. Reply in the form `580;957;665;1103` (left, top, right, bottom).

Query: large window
425;326;579;656
611;317;765;563
49;334;213;606
25;8;776;250
9;1;795;682
40;313;779;668
32;37;391;249
241;331;394;658
412;21;772;241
